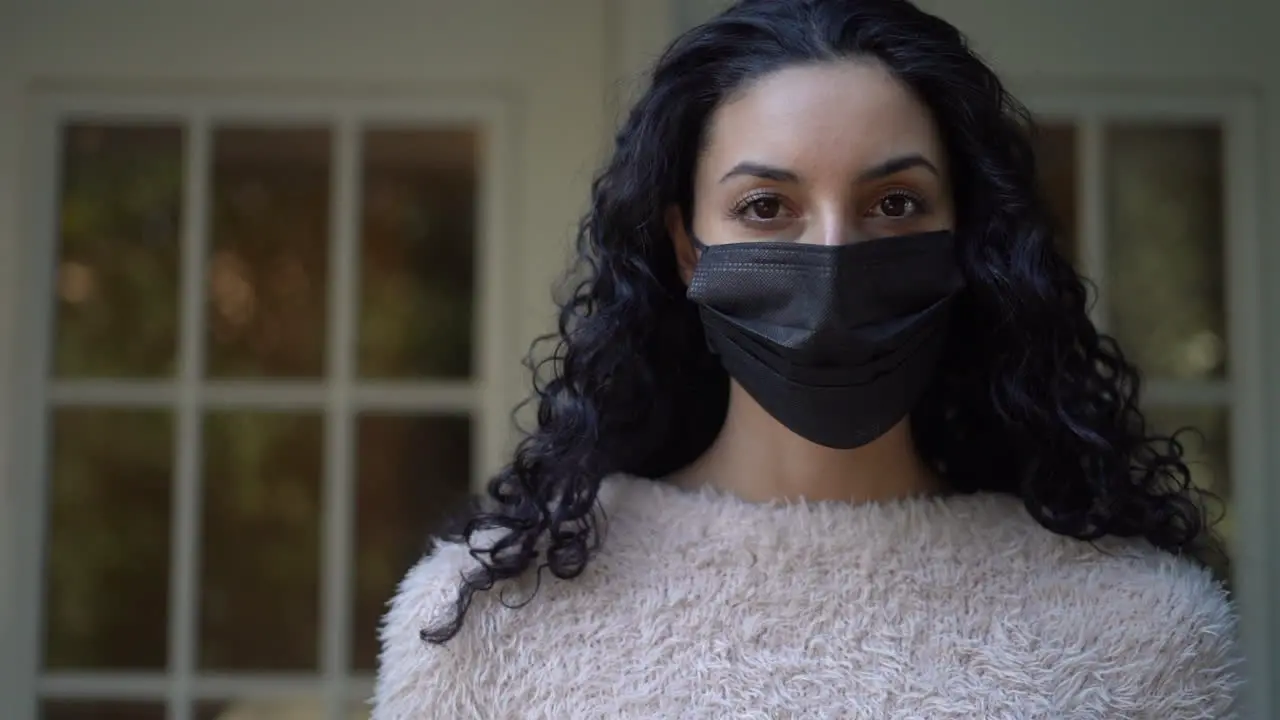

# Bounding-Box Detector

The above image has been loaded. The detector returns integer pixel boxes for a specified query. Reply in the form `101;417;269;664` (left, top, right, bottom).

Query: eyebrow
859;154;940;182
718;153;940;184
718;162;799;184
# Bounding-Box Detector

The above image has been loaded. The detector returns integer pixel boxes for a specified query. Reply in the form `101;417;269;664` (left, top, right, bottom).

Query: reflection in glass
1105;125;1226;379
359;128;477;379
44;410;172;670
1033;123;1079;265
199;412;322;671
352;414;472;670
42;700;168;720
55;124;183;378
208;127;331;378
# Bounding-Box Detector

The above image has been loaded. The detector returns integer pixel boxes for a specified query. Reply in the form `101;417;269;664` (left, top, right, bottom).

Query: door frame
1;89;521;720
1018;85;1272;718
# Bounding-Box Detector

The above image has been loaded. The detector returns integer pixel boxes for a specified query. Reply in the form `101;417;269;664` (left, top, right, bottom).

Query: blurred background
0;0;1276;718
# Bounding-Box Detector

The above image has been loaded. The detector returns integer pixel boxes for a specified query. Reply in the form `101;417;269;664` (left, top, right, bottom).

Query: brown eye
876;193;918;218
746;197;782;220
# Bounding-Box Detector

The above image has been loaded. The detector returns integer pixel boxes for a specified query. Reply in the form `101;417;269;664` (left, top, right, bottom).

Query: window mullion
1143;379;1233;407
168;112;212;720
1220;95;1273;720
1078;114;1109;333
321;116;360;720
11;102;66;720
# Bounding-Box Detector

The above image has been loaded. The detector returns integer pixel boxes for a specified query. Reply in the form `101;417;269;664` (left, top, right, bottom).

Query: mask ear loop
682;223;720;356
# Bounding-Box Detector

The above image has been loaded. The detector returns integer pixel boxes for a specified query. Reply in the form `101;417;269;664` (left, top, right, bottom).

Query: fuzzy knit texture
374;474;1242;720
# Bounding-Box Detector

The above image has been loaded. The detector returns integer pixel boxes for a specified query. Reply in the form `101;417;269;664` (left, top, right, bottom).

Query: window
1025;91;1266;592
12;95;516;720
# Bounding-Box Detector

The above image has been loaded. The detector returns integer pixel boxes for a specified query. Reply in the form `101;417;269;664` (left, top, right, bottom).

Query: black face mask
686;230;965;449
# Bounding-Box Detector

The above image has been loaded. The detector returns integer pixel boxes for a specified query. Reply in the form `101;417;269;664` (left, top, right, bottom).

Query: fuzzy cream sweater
374;474;1241;719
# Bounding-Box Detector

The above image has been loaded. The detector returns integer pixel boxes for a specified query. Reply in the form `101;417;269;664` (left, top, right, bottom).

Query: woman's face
672;59;955;273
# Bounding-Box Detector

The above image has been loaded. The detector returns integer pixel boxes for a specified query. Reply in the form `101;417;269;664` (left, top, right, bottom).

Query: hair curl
421;0;1223;644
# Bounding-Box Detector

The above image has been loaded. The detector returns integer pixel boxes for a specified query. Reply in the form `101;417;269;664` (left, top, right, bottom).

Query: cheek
690;187;731;238
938;193;958;226
931;194;955;224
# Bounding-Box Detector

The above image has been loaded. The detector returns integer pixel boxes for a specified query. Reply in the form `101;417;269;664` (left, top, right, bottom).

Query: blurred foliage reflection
44;122;478;676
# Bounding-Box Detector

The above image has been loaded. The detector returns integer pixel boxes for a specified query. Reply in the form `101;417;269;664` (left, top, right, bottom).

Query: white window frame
1018;87;1272;718
2;91;520;720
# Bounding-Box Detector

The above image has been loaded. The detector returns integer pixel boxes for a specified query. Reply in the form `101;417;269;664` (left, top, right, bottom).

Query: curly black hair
421;0;1222;644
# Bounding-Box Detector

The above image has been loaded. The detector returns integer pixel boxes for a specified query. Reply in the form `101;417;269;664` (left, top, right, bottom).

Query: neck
671;381;940;505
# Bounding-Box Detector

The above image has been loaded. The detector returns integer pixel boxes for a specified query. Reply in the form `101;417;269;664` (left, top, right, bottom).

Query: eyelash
727;191;781;218
869;190;930;217
726;189;930;219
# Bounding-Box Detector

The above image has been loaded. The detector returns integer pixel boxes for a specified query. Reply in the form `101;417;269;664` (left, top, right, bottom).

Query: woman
375;0;1240;717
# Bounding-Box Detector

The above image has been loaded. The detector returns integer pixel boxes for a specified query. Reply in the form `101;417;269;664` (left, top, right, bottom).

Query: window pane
55;124;183;378
359;128;477;379
1034;123;1079;265
208;127;330;378
44;409;172;670
199;412;322;671
1106;125;1226;379
1144;405;1231;507
1145;405;1232;579
42;700;167;720
196;698;317;720
196;697;368;720
351;414;471;670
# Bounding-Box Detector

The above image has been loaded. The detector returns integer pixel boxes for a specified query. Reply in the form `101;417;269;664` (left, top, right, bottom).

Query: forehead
701;60;946;175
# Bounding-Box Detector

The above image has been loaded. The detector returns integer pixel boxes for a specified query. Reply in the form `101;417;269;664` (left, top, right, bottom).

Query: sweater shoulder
1043;540;1242;715
922;498;1244;717
370;478;680;718
373;533;513;719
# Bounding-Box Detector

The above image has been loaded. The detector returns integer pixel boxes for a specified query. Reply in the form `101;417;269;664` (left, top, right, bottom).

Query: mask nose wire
687;222;855;249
